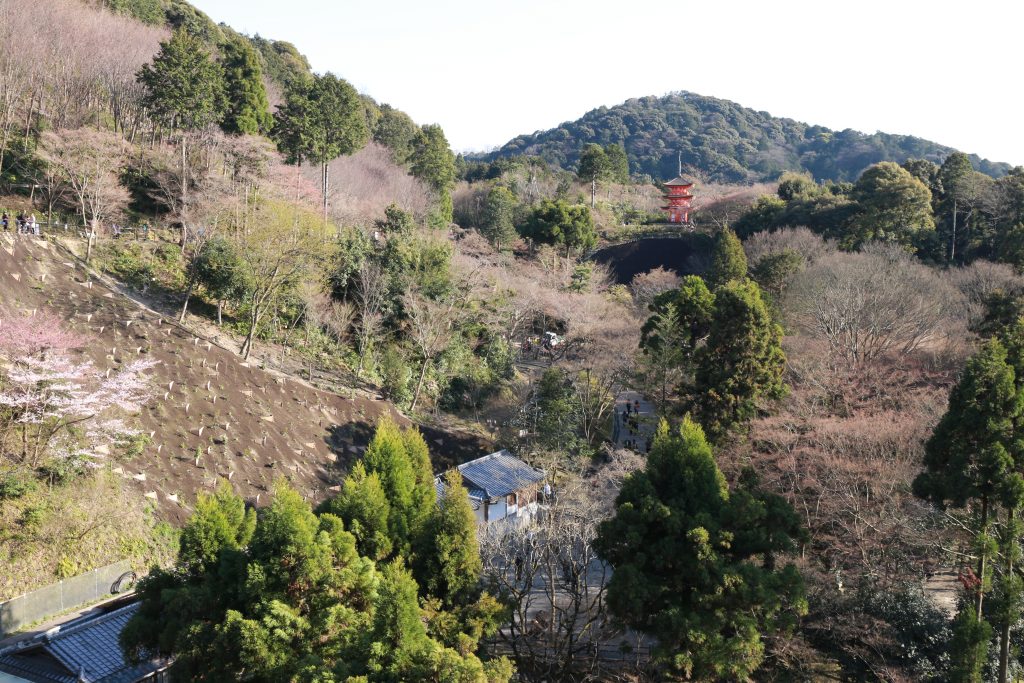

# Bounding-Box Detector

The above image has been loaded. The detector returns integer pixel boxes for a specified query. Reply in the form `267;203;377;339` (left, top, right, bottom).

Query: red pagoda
661;176;694;224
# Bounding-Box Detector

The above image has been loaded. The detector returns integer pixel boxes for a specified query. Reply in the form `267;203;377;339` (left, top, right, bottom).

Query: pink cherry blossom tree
0;308;155;479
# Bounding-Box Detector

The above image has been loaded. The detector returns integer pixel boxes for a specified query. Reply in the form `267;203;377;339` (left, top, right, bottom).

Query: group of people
620;399;651;453
1;211;40;236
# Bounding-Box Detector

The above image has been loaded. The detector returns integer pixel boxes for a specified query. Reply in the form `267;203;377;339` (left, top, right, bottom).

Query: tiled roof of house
0;603;167;683
455;450;545;500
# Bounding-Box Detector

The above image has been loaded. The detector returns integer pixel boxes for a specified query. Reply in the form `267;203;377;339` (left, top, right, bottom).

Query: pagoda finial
678;151;682;177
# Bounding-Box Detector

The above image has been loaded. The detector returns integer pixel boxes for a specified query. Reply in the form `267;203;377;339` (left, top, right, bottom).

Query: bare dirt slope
0;234;489;523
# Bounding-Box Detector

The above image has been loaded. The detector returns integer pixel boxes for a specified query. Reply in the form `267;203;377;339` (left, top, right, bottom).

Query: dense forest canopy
483;91;1011;183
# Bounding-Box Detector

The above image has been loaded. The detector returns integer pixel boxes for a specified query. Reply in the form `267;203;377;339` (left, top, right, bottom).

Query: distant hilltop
480;91;1012;183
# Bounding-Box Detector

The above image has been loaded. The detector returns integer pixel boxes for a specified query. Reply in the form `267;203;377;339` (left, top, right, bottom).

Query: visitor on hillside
30;214;39;236
16;212;25;233
1;213;8;231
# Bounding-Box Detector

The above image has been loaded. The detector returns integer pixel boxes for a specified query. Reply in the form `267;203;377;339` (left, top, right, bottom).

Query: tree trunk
591;178;596;208
322;161;329;223
180;135;188;250
410;357;430;412
950;198;958;263
976;495;989;621
179;281;194;322
85;218;96;263
217;300;223;326
998;506;1015;683
241;302;261;360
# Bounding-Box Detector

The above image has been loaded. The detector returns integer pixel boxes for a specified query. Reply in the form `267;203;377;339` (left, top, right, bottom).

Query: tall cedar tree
938;151;978;262
595;418;806;681
137;29;225;133
358;416;435;559
272;73;370;220
706;226;748;289
219;36;272;135
409;124;457;228
421;470;484;606
577;143;610;208
914;339;1021;623
693;279;786;440
480;186;517;251
373;104;419;164
137;29;225;246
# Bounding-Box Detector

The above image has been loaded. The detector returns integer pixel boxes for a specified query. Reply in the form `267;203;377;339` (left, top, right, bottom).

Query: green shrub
379;345;412;407
0;473;36;500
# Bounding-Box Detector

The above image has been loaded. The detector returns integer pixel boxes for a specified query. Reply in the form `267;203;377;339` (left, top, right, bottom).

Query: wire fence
0;560;135;636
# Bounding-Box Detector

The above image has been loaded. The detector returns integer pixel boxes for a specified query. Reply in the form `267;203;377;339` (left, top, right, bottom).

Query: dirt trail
0;235;488;522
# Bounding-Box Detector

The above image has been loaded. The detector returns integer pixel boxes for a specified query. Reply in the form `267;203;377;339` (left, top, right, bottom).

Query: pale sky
190;0;1024;166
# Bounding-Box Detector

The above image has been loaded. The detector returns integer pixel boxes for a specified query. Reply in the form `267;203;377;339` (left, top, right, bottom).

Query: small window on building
507;493;516;506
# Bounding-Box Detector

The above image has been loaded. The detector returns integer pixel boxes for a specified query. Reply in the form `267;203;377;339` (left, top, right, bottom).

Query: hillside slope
485;91;1011;183
0;235;487;524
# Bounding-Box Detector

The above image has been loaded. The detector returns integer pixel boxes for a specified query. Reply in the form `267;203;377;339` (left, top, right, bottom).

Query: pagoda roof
663;176;694;187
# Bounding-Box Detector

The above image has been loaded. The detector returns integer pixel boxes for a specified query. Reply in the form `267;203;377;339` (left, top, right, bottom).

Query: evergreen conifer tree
595;418;805;680
706;226;748;289
137;29;226;133
693;279;786;440
319;461;393;560
219;36;272;135
409;124;457;228
422;470;483;606
480;186;517;251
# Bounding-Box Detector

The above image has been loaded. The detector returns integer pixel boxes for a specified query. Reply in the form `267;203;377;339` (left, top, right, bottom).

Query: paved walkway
612;390;656;453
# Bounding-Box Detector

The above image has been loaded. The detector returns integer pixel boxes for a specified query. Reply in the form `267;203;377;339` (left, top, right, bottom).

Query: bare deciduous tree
353;260;388;378
40;128;129;262
785;244;964;366
480;475;646;681
403;290;462;412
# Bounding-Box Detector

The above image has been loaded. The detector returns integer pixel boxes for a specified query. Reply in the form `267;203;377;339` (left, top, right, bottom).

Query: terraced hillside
0;234;488;524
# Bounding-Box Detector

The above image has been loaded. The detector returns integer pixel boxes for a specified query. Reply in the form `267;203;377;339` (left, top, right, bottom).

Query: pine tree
693;279;786;440
480;186;517;251
948;605;992;683
219;36;272;135
595;418;805;681
706;226;748;289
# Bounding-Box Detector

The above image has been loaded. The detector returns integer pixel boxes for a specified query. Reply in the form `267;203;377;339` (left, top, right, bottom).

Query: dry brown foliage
317;142;432;227
744;226;835;267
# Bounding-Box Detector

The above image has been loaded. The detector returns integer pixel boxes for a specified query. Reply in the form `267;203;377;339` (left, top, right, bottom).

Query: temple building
661;176;694;224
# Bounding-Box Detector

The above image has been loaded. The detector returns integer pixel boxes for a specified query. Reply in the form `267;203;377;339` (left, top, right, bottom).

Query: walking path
612;390;656;453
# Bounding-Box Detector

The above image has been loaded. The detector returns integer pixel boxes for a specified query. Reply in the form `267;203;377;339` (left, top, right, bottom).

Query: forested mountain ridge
484;91;1012;183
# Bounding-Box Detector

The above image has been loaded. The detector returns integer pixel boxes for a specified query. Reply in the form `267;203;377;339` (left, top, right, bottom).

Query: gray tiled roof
455;450;545;500
0;603;167;683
